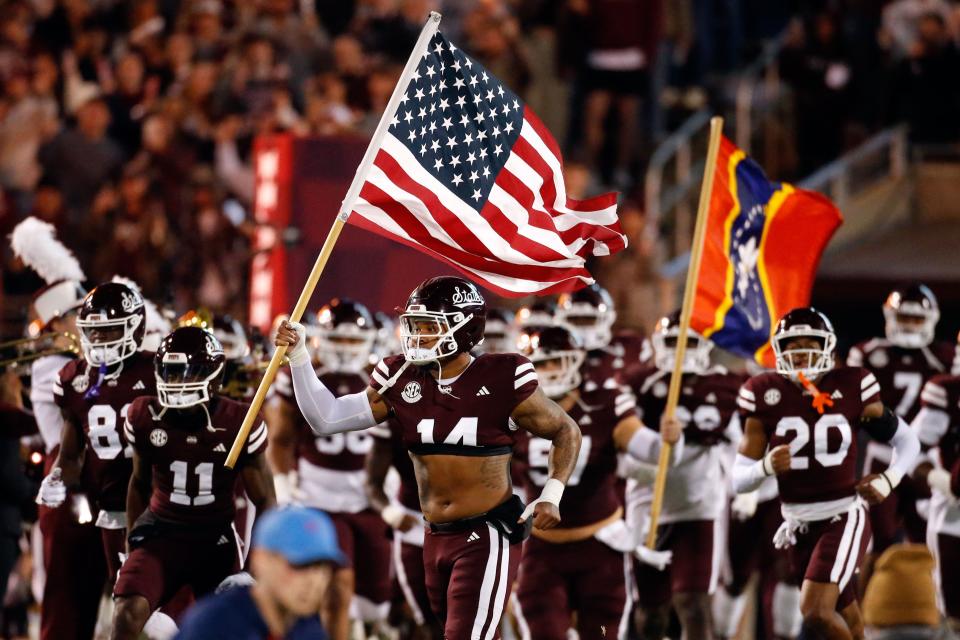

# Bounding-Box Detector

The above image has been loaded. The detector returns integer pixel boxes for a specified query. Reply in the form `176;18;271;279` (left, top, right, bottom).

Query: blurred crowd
1;0;960;333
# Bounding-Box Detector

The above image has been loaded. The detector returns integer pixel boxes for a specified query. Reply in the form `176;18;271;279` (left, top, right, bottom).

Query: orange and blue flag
690;136;843;367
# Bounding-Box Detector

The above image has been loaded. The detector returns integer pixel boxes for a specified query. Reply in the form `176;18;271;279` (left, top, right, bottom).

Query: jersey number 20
774;414;851;469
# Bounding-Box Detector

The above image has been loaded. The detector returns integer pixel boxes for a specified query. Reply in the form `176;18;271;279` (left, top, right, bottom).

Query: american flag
348;28;626;296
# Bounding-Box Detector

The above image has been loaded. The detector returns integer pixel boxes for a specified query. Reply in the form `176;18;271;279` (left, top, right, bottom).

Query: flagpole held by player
225;12;444;468
645;116;724;549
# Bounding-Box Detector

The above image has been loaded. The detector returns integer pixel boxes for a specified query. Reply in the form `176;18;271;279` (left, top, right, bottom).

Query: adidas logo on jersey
132;380;146;390
467;531;480;542
213;443;227;452
476;386;491;396
217;535;229;545
831;390;843;399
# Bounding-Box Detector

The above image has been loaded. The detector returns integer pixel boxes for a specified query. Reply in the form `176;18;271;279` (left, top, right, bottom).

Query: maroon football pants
329;509;392;606
515;536;629;640
393;537;436;627
38;502;106;640
423;522;521;640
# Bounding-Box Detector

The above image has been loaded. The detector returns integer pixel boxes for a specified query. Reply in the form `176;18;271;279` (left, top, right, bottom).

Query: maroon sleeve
238;409;269;467
857;367;882;408
737;376;763;421
53;360;79;409
369;355;405;394
510;354;539;406
123;396;150;453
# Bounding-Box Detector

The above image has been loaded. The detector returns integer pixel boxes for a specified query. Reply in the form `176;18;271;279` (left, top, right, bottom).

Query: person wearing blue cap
174;506;346;639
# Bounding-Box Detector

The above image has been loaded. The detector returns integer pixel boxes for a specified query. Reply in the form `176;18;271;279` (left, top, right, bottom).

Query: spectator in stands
0;66;58;210
37;94;124;215
780;10;853;176
892;11;960;143
881;0;953;59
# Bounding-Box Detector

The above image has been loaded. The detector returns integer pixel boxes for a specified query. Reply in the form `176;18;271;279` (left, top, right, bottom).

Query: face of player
895;312;927;332
532;353;582;399
253;550;333;616
781;336;827;376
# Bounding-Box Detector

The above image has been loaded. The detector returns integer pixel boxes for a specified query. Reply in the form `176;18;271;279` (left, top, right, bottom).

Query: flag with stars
347;28;626;296
690;136;842;366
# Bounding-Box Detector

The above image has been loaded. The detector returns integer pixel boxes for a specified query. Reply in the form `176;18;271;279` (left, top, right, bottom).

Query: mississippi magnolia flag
346;22;626;296
690;136;843;366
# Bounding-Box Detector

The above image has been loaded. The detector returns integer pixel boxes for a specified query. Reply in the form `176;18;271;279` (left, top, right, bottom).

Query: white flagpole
226;12;443;468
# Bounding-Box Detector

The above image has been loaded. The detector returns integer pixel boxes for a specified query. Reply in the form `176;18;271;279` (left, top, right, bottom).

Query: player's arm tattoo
511;387;582;484
126;449;151;537
263;397;298;474
364;435;393;513
738;416;769;459
240;452;277;513
55;409;84;488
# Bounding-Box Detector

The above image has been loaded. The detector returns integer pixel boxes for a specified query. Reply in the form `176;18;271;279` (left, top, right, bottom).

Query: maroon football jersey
369;353;538;456
124;396;267;528
53;352;157;511
518;386;636;528
372;418;421;511
625;364;744;446
847;338;956;421
915;374;960;470
739;367;881;505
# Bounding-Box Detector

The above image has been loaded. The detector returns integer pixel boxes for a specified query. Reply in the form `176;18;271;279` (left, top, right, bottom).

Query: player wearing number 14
40;282;157;584
111;327;276;640
733;307;920;640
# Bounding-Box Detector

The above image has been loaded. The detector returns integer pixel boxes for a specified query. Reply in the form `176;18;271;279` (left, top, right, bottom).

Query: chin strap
83;359;127;401
797;371;834;414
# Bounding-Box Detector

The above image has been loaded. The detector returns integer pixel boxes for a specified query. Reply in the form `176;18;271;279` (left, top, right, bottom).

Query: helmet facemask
77;314;143;367
399;306;473;365
773;329;836;382
556;305;615;350
883;304;938;349
315;327;375;374
652;329;713;375
530;350;584;399
155;353;224;409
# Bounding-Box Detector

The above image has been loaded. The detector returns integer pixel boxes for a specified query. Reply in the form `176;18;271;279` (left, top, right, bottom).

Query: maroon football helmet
514;298;557;328
884;283;939;348
772;307;837;381
476;307;517;354
314;298;376;373
517;324;585;398
75;282;146;367
556;283;616;350
154;327;226;409
651;311;713;375
399;276;486;365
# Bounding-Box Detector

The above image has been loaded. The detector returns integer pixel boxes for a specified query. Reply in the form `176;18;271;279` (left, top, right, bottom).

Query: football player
365;419;442;639
623;312;745;640
266;298;391;639
474;307;517;355
274;275;582;639
111;327;276;639
846;284;956;562
910;364;960;629
733;308;920;639
556;283;625;391
37;282;156;586
512;324;677;640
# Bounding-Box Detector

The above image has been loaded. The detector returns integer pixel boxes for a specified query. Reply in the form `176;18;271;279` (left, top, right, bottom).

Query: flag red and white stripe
344;23;626;297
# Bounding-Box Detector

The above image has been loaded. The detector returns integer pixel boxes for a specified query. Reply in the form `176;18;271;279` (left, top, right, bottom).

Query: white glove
284;321;311;366
381;504;408;529
731;491;759;521
273;471;304;505
635;545;673;571
594;519;639;553
216;571;255;593
36;468;66;508
519;479;564;523
928;468;957;502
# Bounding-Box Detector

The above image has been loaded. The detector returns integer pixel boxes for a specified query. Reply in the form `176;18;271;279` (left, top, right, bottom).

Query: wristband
539;478;565;506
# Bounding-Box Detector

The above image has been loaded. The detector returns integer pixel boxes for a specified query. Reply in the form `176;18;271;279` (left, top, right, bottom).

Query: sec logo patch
150;429;168;447
402;381;422;403
764;389;781;406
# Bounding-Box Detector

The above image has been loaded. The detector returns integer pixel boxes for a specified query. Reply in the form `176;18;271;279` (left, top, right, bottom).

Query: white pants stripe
392;536;425;626
838;502;867;592
618;552;635;640
829;502;861;584
471;524;505;640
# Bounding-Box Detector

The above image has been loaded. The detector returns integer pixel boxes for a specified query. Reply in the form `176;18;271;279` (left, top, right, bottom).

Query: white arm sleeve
289;360;378;435
625;428;684;466
883;417;921;486
732;453;771;494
